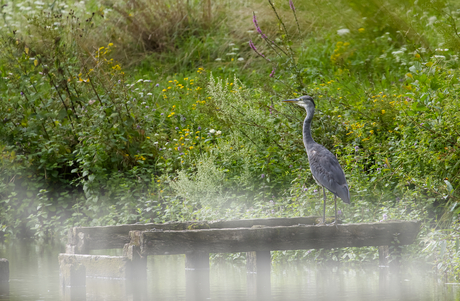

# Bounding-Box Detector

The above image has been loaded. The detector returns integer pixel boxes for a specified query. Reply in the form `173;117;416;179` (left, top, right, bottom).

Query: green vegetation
1;0;460;279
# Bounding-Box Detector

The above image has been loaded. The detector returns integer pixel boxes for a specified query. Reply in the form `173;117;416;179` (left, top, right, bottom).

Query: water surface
0;241;459;301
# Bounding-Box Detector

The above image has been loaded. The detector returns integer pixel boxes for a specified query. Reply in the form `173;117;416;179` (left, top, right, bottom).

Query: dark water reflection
1;241;460;301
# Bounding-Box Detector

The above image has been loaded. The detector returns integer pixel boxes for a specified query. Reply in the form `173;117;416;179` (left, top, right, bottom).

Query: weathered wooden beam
139;220;421;256
66;216;321;252
58;254;132;281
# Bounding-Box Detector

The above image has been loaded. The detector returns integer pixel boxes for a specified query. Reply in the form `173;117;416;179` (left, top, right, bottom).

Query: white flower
226;52;237;55
137;79;144;82
229;43;235;46
428;16;437;25
216;130;222;135
232;47;239;51
237;57;244;61
88;99;96;105
392;51;404;56
153;142;158;145
434;55;446;59
209;129;216;134
147;93;152;95
215;58;222;61
337;28;350;36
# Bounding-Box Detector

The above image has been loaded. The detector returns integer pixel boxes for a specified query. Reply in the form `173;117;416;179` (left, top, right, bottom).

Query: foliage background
1;0;460;280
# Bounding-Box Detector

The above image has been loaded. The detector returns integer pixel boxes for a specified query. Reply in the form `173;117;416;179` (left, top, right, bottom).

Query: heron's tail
336;184;350;204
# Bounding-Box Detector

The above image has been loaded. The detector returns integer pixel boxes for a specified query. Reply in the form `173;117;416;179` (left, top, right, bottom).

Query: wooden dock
59;216;421;294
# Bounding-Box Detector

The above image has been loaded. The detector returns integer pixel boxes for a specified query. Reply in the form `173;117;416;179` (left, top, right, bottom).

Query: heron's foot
327;219;342;228
315;217;334;225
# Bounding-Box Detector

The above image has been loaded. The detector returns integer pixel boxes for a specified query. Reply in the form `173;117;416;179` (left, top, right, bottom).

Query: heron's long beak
283;99;299;103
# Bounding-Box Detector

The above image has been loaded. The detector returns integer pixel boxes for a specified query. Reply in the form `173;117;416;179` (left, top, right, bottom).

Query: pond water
0;240;459;301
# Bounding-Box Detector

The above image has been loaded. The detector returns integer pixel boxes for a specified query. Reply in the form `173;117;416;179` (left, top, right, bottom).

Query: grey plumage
283;95;350;223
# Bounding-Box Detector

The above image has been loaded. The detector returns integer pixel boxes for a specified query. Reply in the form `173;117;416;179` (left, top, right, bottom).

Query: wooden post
0;258;8;298
60;285;86;301
185;252;210;301
124;230;147;279
378;246;389;267
185;252;210;270
246;251;271;299
379;244;402;270
66;230;88;254
0;282;8;298
389;245;402;271
0;259;8;283
246;251;271;274
59;259;86;287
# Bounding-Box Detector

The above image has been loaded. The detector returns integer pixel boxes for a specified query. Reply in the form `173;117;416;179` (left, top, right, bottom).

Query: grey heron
283;95;350;224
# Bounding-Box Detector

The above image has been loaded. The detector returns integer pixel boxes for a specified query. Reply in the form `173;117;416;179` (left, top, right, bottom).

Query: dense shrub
0;0;460;281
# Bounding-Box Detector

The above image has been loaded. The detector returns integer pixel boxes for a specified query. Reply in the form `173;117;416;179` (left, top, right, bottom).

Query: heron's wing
308;144;350;203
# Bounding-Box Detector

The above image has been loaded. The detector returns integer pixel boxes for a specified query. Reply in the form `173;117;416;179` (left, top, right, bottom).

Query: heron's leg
322;187;326;224
334;195;337;222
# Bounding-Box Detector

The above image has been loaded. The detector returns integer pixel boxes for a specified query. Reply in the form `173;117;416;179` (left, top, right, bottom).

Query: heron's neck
303;106;315;148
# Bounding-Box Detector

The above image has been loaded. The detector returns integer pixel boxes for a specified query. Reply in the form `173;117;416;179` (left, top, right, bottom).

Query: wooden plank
66;216;321;252
58;254;132;280
139;220;421;255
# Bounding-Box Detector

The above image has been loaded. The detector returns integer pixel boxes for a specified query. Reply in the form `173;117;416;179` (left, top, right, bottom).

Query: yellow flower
370;130;374;134
160;190;164;193
382;110;385;114
415;53;420;59
146;137;150;139
358;28;365;33
189;146;194;150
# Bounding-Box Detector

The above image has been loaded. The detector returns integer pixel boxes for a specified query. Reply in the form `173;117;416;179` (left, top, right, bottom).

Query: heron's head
282;95;315;109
